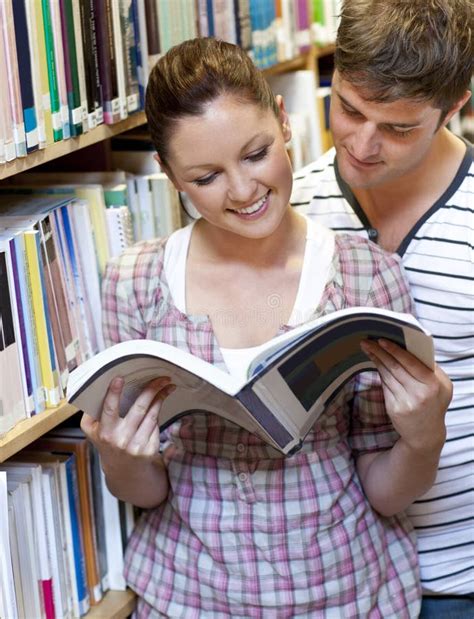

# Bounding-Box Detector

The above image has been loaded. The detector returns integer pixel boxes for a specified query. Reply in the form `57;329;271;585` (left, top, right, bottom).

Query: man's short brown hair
335;0;473;112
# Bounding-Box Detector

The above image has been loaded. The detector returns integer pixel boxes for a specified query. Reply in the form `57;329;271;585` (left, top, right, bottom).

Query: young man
291;1;473;616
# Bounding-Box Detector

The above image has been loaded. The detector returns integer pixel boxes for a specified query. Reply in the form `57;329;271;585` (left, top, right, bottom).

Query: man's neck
351;129;466;252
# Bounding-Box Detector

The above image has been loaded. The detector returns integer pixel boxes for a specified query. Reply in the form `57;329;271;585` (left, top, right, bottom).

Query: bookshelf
0;3;336;615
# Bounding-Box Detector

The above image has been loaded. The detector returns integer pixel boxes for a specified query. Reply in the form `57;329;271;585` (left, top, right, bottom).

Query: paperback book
66;307;434;455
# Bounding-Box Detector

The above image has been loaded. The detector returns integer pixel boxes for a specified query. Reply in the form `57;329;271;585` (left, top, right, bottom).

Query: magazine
66;307;434;455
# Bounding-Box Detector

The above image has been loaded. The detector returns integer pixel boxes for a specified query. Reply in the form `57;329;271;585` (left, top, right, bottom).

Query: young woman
81;38;452;618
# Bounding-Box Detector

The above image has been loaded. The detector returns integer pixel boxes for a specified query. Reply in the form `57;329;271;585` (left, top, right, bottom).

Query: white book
7;476;43;619
111;0;128;120
105;206;134;258
135;176;156;240
100;467;126;590
0;472;17;619
267;70;323;164
68;201;104;352
2;462;53;618
67;307;434;456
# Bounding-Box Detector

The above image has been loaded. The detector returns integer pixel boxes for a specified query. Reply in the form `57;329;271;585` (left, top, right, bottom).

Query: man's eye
389;127;414;138
341;105;360;117
246;146;269;162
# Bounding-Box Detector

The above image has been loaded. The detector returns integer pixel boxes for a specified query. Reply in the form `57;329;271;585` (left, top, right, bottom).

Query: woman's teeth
235;192;269;214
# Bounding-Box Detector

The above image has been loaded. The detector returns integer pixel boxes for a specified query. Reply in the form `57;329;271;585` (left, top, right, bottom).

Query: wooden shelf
0;401;79;463
0;112;147;181
85;589;136;619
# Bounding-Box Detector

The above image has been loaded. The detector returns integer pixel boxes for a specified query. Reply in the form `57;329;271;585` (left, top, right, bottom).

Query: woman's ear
153;153;183;191
275;95;292;143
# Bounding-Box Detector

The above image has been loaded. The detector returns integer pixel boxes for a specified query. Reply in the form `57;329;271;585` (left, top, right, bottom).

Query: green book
41;0;63;142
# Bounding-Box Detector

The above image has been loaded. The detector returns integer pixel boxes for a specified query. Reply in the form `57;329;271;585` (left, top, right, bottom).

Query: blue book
12;234;46;414
64;454;90;616
8;238;34;411
11;0;39;153
206;0;215;36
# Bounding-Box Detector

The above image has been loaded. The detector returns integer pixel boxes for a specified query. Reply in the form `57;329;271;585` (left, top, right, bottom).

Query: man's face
330;70;445;189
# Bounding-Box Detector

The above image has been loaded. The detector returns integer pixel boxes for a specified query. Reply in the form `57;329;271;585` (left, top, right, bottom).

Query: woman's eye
192;174;217;187
246;146;269;162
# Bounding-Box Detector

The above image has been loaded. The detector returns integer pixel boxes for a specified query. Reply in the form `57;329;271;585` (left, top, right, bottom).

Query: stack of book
0;427;135;617
0;0;338;167
0;174;182;435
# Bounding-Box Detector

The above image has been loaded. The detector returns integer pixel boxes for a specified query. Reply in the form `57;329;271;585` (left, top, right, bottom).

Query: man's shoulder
292;148;337;185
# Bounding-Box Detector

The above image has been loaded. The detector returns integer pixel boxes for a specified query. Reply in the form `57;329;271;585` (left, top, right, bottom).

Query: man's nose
351;123;381;161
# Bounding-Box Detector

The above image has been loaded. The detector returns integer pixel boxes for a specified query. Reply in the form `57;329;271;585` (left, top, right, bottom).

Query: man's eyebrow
337;92;422;129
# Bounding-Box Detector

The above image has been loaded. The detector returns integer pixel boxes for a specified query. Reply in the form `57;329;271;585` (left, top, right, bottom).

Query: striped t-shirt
291;144;474;595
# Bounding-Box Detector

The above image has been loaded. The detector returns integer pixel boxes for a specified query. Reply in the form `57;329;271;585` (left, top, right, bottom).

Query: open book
66;307;434;455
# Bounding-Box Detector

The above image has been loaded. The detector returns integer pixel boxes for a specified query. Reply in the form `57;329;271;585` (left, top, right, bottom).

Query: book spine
38;222;70;391
11;0;40;153
12;235;47;414
93;0;121;124
1;1;27;157
23;231;61;408
49;0;71;139
120;0;140;114
59;0;84;136
71;0;90;130
64;456;90;616
9;240;35;415
40;0;63;142
131;0;146;108
0;252;28;432
25;0;51;148
144;0;160;67
58;205;95;359
41;470;66;619
111;0;128;119
0;19;17;163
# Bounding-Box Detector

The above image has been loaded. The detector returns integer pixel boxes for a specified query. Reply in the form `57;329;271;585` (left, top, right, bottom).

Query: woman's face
161;94;294;240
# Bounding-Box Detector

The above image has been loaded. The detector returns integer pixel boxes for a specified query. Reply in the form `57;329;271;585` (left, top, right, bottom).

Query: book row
0;171;182;435
0;426;135;618
0;0;340;166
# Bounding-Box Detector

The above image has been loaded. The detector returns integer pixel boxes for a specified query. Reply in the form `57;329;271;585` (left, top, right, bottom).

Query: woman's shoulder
330;233;410;310
334;232;402;272
105;237;168;283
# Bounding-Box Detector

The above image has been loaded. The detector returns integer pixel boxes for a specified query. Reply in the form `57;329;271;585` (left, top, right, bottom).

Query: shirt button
368;228;378;240
236;443;246;453
238;472;248;482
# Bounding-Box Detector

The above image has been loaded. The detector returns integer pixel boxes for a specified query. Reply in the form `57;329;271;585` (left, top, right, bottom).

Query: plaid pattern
102;232;421;618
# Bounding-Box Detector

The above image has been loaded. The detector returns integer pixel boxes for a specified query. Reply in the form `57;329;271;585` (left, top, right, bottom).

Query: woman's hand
80;375;176;507
360;338;452;454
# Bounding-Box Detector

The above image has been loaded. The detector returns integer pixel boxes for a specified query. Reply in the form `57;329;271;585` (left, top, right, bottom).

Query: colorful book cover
64;454;91;616
49;0;71;139
59;0;84;136
0;251;28;435
79;0;104;129
23;230;61;408
25;0;52;148
40;0;64;141
11;0;40;153
1;1;27;157
8;238;35;415
0;17;16;163
11;233;47;415
93;0;121;124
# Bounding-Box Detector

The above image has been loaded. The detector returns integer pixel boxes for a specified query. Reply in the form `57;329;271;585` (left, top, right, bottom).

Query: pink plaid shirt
102;231;421;618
